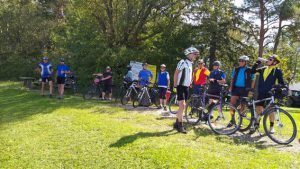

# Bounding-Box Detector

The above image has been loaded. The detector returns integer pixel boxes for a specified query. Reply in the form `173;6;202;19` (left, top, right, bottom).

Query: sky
234;0;244;7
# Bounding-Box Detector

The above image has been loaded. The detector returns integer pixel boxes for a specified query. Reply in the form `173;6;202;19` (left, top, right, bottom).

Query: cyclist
192;59;210;95
227;55;255;127
125;65;133;82
38;56;53;97
173;46;199;134
157;64;170;111
56;58;70;99
101;66;113;100
138;62;153;87
207;61;226;106
251;54;285;133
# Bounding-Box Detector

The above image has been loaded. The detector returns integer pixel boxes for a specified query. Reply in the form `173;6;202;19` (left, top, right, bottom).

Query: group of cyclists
37;57;70;99
37;46;286;136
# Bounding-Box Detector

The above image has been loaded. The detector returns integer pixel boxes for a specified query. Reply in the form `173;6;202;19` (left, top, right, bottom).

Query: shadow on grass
109;129;176;148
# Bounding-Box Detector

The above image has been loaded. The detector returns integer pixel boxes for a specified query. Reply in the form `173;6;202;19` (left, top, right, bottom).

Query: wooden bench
19;77;36;89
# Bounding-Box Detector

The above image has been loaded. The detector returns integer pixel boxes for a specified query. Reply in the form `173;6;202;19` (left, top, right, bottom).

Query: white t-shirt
176;59;193;87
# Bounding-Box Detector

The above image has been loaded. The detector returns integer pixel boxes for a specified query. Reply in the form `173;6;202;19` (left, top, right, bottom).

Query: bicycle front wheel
185;100;202;125
169;95;179;114
239;107;253;132
208;103;242;135
263;108;297;145
83;85;96;100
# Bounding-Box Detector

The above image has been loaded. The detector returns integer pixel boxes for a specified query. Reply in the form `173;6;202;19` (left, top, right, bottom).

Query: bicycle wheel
263;108;297;145
120;88;129;105
239;106;253;132
83;85;96;100
208;103;242;135
132;92;141;108
169;95;179;114
151;90;160;108
185;99;202;125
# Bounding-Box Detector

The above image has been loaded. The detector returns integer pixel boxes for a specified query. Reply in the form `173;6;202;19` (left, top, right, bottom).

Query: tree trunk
208;38;217;69
258;0;265;58
273;16;283;54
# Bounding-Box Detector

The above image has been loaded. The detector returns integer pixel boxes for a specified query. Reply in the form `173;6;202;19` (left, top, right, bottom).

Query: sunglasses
239;59;245;62
268;58;274;61
198;62;204;64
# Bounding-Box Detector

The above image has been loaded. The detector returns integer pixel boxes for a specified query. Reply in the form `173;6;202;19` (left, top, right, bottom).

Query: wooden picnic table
19;77;35;89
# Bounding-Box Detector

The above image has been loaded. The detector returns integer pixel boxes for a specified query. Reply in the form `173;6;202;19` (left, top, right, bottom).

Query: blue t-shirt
157;71;170;88
57;64;70;78
231;67;254;87
138;69;153;86
209;69;226;80
125;70;133;81
39;62;53;78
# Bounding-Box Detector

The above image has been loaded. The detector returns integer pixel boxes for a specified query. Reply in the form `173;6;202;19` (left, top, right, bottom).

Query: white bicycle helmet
184;47;199;56
239;55;250;61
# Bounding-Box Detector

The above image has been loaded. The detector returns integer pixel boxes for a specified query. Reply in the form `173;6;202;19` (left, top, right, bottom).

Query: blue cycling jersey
138;69;153;86
39;62;53;78
57;64;70;78
231;67;254;87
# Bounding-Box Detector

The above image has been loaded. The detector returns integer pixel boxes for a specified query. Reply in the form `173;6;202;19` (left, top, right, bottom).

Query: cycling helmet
59;58;64;62
184;47;199;56
239;55;250;61
126;64;132;68
213;61;221;67
160;64;166;67
43;56;48;60
269;54;281;64
106;66;111;70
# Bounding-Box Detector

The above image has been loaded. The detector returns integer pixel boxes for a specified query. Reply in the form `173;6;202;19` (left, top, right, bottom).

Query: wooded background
0;0;299;88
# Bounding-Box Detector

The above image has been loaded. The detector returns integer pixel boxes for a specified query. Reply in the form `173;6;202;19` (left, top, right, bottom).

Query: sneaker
227;119;236;128
157;105;162;109
270;127;275;134
108;98;112;101
163;106;167;111
178;123;187;134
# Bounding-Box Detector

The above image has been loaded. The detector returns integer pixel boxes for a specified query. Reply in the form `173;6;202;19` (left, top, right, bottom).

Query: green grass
0;81;300;169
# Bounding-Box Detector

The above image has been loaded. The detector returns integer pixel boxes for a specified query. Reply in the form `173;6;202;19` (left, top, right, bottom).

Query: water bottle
257;57;268;64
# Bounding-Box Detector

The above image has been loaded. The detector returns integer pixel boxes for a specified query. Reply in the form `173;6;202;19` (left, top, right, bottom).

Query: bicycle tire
263;107;297;145
168;95;179;114
132;92;140;108
185;99;202;125
208;103;242;135
83;85;96;100
239;107;253;132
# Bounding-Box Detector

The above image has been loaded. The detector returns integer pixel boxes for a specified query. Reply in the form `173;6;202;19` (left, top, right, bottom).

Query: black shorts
231;87;247;97
207;89;220;99
158;87;167;99
42;77;52;83
57;77;66;84
177;85;189;101
103;84;112;93
256;93;270;106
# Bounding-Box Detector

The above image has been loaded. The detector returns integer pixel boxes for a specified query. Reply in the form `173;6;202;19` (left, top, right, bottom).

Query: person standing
227;55;254;127
125;65;133;82
192;59;210;95
173;47;199;134
251;54;285;133
207;61;226;103
157;64;170;111
38;56;53;97
56;58;70;99
101;66;113;100
138;63;153;87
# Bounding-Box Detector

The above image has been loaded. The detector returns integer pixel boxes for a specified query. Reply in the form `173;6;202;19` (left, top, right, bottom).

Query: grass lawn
0;81;300;169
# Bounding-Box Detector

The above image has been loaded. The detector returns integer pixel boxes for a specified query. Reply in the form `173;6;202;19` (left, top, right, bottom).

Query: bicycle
185;84;242;135
120;80;139;105
65;72;78;94
238;85;297;145
168;89;179;114
132;80;159;108
82;75;103;100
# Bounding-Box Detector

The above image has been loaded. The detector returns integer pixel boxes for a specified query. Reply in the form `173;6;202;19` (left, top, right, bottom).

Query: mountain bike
238;85;297;145
132;80;159;108
185;84;242;135
120;80;139;105
168;89;179;114
83;75;103;100
65;72;78;94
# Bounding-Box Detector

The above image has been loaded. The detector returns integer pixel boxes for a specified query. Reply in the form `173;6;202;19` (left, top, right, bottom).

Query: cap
160;64;166;67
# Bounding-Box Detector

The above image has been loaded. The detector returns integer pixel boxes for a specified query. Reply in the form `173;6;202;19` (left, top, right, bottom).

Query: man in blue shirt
208;61;226;96
38;56;53;97
138;63;153;87
228;55;254;127
56;58;70;99
157;64;170;111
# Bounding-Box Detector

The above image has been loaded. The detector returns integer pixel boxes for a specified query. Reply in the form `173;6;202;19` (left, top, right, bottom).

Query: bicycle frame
125;83;138;98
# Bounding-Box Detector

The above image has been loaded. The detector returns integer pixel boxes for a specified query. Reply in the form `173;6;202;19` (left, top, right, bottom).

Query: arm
173;69;180;88
277;69;285;85
167;73;170;89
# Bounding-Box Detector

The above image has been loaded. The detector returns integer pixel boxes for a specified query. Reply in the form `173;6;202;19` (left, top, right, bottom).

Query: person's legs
108;86;112;100
41;82;45;95
158;87;163;108
175;85;188;133
49;79;53;96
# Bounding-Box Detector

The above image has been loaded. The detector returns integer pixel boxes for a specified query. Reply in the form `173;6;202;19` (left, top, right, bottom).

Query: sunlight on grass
0;81;300;168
